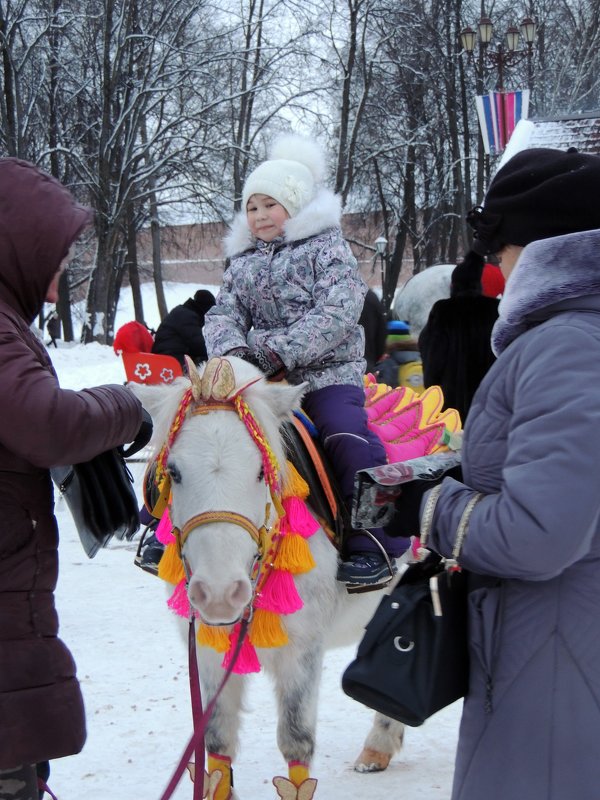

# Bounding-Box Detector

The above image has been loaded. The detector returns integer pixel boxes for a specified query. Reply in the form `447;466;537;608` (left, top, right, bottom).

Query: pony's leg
271;641;323;797
196;646;246;800
354;712;405;772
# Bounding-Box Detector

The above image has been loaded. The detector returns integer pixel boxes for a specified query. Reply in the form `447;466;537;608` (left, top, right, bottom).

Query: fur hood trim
223;188;342;258
492;228;600;355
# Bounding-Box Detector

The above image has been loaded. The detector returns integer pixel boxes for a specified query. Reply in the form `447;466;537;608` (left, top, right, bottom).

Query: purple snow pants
303;383;408;557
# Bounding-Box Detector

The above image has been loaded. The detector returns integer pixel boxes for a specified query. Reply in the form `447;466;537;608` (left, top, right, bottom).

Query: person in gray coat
205;135;406;588
403;148;600;800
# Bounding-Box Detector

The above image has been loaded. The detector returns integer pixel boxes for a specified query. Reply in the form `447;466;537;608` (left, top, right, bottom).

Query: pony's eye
167;462;182;484
257;466;264;483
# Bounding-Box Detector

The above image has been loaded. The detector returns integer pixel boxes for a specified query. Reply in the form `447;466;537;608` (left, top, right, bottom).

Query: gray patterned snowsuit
204;189;405;556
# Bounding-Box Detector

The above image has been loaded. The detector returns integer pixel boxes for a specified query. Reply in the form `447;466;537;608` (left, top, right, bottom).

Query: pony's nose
188;577;252;623
188;578;209;610
227;579;252;609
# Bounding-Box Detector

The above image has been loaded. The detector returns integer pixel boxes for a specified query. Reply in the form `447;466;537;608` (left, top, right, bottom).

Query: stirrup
342;529;397;594
134;523;161;576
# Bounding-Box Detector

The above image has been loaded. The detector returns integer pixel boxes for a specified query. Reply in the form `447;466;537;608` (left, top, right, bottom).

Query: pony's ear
264;380;308;422
127;378;189;445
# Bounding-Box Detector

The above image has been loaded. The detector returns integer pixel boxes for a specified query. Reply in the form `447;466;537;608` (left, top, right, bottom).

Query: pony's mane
228;367;291;481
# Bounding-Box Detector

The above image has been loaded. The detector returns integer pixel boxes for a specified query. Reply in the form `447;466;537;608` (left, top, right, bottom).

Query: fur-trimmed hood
492;228;600;355
223;188;342;259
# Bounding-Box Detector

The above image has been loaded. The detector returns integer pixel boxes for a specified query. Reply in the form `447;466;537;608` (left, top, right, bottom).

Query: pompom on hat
242;135;326;217
467;147;600;256
450;250;484;297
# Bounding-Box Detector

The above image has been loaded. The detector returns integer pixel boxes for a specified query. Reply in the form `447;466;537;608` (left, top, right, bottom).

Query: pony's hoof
354;747;392;772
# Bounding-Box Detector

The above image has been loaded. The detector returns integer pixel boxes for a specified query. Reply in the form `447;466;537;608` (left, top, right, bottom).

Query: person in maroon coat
0;159;144;800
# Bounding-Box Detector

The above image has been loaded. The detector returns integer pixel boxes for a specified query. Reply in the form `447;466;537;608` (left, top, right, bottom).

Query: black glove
383;465;463;539
122;408;153;458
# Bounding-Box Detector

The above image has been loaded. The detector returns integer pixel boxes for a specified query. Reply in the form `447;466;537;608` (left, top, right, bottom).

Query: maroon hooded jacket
0;159;142;768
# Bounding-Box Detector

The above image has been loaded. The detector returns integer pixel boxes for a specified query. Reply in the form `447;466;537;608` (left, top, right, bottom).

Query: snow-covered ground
45;282;461;800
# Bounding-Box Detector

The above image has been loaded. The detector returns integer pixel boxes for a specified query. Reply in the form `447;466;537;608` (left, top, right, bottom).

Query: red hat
113;321;154;354
481;263;505;298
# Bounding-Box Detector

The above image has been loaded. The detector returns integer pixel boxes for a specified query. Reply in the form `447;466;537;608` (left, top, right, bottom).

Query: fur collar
492;228;600;355
223;188;342;258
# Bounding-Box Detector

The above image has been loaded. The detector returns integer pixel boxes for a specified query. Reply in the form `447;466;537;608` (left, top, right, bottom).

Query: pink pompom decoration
222;624;261;674
156;508;175;545
281;497;319;538
167;578;191;618
255;568;303;615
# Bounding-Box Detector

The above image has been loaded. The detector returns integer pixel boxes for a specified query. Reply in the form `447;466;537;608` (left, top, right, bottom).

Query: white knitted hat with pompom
242;135;326;217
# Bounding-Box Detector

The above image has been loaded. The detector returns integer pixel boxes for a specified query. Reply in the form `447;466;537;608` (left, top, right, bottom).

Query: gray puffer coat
428;229;600;800
204;189;367;390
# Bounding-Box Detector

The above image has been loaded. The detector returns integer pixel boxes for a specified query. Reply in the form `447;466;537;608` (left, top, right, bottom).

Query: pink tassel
156;508;175;545
280;497;319;538
255;569;303;615
222;624;261;674
167;579;191;618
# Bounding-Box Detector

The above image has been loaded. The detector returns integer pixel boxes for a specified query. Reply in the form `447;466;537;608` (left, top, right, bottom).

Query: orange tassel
197;623;230;652
157;541;185;584
249;608;289;647
274;533;316;574
282;462;309;500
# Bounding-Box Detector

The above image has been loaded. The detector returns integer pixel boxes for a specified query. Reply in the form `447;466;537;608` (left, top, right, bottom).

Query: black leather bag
52;447;140;558
342;552;469;726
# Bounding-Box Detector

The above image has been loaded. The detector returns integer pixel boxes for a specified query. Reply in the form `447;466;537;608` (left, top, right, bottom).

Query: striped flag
476;90;530;155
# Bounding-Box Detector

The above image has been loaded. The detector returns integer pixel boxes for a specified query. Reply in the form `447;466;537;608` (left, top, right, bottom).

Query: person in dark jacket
45;309;61;348
358;289;387;374
0;159;144;800
418;250;499;423
152;289;216;367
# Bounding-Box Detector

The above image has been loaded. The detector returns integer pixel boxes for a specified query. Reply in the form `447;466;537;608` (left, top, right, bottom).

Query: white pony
133;356;405;800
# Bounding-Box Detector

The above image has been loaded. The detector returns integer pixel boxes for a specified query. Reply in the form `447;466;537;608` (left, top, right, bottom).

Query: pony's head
131;357;306;626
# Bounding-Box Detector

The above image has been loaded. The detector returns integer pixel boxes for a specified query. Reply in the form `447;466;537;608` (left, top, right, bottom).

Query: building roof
527;113;600;154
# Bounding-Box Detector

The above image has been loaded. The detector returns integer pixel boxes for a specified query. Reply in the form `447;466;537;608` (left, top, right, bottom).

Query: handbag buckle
429;575;442;616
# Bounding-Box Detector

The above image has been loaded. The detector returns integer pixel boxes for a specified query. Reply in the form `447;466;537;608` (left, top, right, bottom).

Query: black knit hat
450;250;484;297
467;147;600;256
191;289;216;314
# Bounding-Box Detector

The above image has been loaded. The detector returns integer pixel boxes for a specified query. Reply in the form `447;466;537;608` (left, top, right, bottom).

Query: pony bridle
155;357;282;625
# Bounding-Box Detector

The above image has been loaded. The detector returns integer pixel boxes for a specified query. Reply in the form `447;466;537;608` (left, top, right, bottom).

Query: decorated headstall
147;356;320;674
145;356;280;560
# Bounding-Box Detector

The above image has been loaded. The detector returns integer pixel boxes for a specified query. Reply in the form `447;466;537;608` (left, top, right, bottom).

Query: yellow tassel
274;534;316;574
197;623;230;652
157;541;185;584
250;608;289;647
282;462;309;500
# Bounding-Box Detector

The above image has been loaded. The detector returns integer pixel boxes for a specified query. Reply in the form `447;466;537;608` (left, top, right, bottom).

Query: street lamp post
374;235;389;319
460;14;536;158
460;15;536;92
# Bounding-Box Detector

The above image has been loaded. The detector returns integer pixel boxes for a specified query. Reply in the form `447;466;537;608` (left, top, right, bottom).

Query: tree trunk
126;202;144;323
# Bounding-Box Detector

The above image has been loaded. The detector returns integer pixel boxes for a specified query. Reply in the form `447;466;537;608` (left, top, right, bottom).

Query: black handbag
52;447;141;558
342;551;469;726
342;483;484;727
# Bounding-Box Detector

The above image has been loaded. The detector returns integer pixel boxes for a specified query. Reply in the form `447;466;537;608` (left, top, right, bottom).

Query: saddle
282;412;347;550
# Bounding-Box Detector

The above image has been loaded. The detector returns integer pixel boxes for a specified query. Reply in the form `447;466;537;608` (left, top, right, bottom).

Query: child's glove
226;346;286;380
